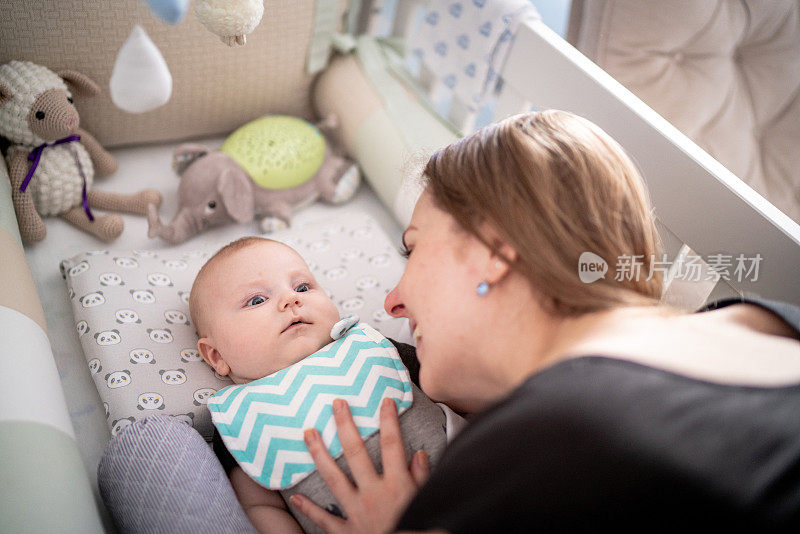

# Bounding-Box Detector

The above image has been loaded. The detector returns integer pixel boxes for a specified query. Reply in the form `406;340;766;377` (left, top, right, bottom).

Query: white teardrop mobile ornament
109;24;173;113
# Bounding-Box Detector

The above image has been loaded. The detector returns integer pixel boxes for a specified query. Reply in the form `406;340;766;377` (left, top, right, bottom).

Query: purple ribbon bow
22;134;94;221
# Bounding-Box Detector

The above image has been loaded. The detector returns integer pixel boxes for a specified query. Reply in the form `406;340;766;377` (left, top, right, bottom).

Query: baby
189;236;457;534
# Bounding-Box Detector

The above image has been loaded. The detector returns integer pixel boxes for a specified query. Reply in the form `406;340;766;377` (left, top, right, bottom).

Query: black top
396;297;800;532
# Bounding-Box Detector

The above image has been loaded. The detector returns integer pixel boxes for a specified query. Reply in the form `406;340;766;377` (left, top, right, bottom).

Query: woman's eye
295;284;309;293
246;295;266;306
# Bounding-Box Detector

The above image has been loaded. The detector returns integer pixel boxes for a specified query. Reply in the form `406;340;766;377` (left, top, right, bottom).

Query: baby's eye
399;244;412;259
246;295;267;306
295;284;309;293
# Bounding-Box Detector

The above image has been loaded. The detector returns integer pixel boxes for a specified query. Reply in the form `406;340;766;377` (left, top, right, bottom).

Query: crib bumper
314;37;460;226
0;159;103;532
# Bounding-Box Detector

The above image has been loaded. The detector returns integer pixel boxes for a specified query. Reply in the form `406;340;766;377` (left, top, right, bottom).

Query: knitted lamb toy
0;60;162;243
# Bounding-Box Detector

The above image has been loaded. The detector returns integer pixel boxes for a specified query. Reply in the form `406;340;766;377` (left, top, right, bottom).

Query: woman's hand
290;397;430;534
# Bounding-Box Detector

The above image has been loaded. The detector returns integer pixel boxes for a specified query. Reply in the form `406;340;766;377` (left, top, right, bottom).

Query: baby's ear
198;338;230;376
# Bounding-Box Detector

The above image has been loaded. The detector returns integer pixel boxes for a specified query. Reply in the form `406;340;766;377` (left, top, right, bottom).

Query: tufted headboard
569;0;800;223
0;0;347;148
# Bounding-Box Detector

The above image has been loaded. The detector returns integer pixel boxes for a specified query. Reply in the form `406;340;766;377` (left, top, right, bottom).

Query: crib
1;1;799;532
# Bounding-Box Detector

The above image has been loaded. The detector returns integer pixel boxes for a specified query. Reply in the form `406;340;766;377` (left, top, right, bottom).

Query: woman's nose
384;286;406;318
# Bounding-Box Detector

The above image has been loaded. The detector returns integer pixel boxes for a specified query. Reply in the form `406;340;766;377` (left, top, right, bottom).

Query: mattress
21;135;403;520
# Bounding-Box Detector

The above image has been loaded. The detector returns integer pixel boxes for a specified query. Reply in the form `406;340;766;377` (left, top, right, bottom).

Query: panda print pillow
60;212;407;441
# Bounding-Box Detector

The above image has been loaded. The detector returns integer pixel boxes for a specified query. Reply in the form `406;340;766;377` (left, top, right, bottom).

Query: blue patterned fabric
410;0;539;110
208;322;413;489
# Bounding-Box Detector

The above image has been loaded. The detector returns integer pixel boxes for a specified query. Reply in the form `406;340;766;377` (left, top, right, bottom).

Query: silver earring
476;281;489;296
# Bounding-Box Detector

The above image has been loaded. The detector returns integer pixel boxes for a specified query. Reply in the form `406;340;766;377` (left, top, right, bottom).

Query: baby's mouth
282;318;310;333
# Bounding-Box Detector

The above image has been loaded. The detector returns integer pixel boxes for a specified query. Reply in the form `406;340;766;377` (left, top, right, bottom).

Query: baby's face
197;242;340;383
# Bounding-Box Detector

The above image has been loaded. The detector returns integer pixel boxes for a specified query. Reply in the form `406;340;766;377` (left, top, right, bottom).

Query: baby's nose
279;291;302;310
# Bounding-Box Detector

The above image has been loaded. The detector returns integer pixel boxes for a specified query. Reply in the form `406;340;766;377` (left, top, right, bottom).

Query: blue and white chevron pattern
208;323;413;489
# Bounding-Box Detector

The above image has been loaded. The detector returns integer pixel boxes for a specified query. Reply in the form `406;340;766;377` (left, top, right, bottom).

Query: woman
98;110;800;533
288;110;800;532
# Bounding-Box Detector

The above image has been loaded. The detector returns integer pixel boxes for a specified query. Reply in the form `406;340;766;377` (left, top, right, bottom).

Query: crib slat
494;82;531;120
391;0;424;42
449;95;477;134
365;0;390;37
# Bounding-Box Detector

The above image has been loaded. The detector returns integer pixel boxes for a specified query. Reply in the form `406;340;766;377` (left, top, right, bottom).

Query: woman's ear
198;338;230;376
480;224;518;285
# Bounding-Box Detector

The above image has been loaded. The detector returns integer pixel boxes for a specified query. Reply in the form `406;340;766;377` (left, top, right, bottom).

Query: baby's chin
281;327;337;365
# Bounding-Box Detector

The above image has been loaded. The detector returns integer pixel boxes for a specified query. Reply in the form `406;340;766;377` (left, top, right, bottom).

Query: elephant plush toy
146;115;360;244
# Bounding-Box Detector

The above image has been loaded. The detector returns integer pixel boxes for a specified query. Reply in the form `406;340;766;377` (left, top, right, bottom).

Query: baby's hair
189;236;285;337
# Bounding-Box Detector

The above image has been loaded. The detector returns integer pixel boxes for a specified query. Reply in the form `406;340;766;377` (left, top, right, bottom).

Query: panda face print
129;348;155;364
95;329;121;346
76;320;90;336
133;249;157;258
80;291;105;308
160;368;187;385
137;392;165;411
69;261;90;277
351;226;373;239
147;273;173;287
115;309;141;324
355;275;378;291
369;253;391;267
325;266;348;280
323;224;345;236
114;257;139;269
193;388;216;405
164;310;189;325
214;370;230;381
180;348;202;363
111;417;135;436
178;291;190;304
280;237;302;249
308;239;330;252
372;309;392;322
340;247;363;262
130;289;155;304
147;328;173;344
105;370;132;389
163;259;188;270
339;296;364;312
88;358;102;374
174;413;195;426
99;272;124;286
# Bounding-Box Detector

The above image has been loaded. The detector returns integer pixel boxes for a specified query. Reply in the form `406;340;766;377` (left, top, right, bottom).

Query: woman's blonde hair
424;109;663;316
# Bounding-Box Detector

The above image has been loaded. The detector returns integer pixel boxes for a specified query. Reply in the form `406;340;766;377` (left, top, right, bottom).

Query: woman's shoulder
698;296;800;339
554;296;800;388
400;356;800;531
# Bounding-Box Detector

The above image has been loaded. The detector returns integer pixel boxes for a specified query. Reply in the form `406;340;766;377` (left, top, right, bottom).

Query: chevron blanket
208;322;413;489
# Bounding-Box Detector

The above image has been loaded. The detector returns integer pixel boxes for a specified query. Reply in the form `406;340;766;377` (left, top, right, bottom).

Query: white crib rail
363;1;800;306
497;20;800;305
